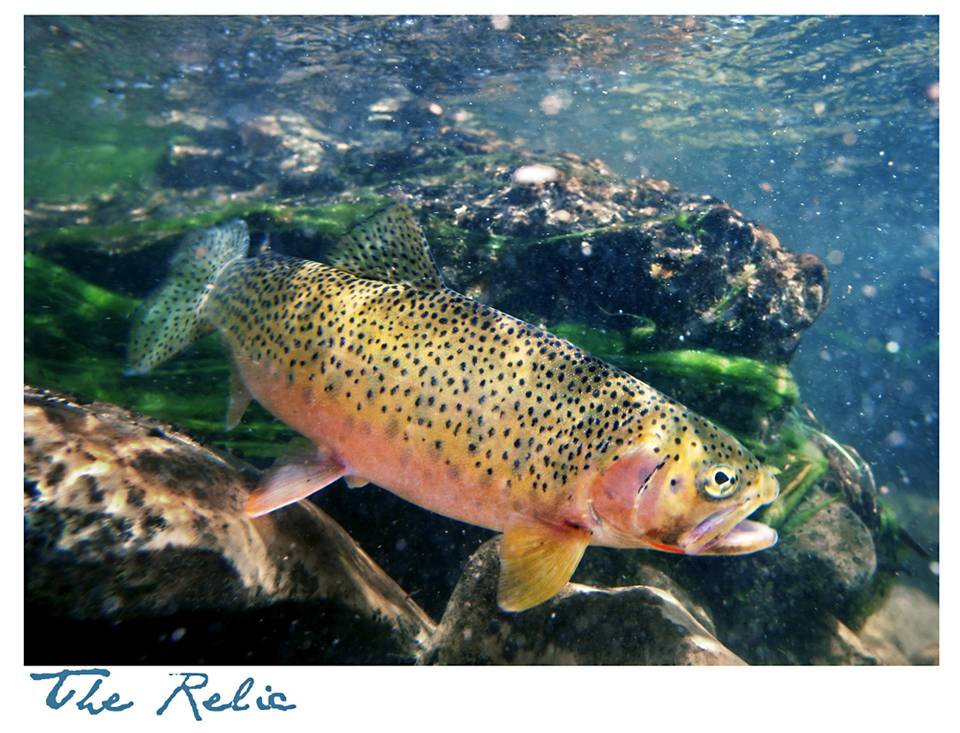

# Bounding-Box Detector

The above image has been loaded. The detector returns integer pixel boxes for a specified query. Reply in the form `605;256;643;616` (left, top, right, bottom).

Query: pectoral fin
245;449;345;517
225;361;253;430
497;522;592;612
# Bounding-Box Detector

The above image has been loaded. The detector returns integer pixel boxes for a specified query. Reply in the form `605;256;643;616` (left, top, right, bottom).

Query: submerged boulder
24;386;434;664
423;164;830;364
856;583;939;665
422;539;743;665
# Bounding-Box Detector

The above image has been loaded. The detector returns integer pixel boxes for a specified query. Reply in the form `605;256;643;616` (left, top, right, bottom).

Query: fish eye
697;464;741;500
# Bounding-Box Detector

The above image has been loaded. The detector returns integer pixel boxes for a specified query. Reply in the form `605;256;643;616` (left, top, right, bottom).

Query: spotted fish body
128;205;780;611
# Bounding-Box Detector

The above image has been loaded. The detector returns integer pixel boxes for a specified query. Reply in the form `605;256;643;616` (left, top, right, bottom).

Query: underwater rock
443;197;828;364
856;584;939;665
422;539;744;665
341;121;828;363
782;486;878;598
24;386;434;664
813;615;882;665
158;133;263;191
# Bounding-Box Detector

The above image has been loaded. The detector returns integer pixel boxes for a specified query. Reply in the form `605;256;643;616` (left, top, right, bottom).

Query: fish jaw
677;501;778;555
697;519;778;555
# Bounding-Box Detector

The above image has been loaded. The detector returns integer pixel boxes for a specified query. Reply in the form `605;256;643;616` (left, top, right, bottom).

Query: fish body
128;205;780;611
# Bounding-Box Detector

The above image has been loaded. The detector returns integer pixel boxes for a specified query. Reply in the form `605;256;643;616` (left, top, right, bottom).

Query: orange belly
234;352;530;532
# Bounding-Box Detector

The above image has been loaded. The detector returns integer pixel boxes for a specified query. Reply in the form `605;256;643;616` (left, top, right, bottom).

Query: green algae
672;208;708;233
618;348;799;436
551;321;629;358
24;89;169;202
741;411;830;533
25;141;165;202
28;194;394;250
622;349;799;409
537;221;649;247
550;318;657;356
779;495;840;535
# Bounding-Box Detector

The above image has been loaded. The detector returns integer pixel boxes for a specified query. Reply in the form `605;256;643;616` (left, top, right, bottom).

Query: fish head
588;414;780;555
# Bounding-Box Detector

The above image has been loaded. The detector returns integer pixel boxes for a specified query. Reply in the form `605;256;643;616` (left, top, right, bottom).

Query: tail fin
126;220;250;375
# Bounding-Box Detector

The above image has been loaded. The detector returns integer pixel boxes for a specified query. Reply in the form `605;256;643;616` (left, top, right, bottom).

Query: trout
127;205;779;611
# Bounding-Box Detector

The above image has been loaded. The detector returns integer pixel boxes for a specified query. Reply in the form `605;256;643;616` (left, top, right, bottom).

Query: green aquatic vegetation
551;321;629;358
627;318;657;343
267;196;395;237
544;221;642;242
24;254;295;460
24;89;170;202
672;208;712;238
594;305;658;344
778;495;839;535
747;413;836;534
25;141;165;202
28;195;394;250
702;264;757;325
673;209;700;233
618;348;800;435
28;202;262;248
766;476;829;533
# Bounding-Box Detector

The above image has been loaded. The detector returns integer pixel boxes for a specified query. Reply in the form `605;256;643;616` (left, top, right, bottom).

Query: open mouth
678;500;778;556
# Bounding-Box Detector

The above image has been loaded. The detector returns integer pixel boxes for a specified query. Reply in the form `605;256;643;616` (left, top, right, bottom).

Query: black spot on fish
127;485;146;508
84;475;105;504
46;462;66;487
24;479;40;500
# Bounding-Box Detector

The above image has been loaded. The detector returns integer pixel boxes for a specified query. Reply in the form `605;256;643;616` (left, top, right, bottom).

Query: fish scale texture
206;251;761;505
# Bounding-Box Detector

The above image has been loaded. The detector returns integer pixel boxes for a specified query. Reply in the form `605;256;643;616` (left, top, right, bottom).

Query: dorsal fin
329;204;444;289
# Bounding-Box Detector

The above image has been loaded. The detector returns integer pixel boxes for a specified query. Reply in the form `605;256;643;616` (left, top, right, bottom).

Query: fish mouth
678;499;778;556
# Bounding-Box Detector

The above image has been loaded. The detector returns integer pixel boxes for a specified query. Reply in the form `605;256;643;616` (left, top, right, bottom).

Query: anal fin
245;449;345;517
226;361;253;430
497;521;592;612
